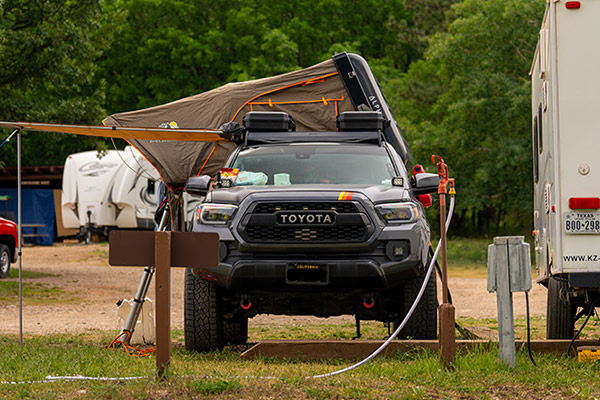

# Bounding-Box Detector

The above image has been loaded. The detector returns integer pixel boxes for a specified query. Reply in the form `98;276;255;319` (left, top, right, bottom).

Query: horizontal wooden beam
240;339;599;361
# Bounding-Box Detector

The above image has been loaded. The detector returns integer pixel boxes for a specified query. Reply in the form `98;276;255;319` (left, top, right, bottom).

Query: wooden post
109;230;219;381
438;191;456;366
155;231;171;379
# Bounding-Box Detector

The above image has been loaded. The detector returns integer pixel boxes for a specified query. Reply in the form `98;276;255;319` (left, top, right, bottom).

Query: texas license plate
564;212;600;234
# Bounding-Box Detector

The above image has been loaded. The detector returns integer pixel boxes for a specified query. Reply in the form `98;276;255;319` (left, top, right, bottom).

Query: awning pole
17;128;22;347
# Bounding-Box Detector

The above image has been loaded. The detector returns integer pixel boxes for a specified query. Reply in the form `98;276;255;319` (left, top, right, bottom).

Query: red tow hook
362;297;375;309
240;299;252;310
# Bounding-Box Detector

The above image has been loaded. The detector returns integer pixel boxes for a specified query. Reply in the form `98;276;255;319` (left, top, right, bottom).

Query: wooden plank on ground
240;339;599;361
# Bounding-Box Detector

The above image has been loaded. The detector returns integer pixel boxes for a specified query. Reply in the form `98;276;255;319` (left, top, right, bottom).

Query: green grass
248;321;392;341
7;268;54;279
0;331;599;399
0;280;80;306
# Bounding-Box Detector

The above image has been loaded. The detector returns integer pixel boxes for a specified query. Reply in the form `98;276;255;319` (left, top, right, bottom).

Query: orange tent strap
231;72;339;122
268;98;273;107
248;96;344;107
302;78;325;86
197;143;217;176
322;97;328;106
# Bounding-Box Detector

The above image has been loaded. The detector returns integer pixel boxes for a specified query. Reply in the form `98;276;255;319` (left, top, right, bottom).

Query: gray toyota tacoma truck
183;110;440;352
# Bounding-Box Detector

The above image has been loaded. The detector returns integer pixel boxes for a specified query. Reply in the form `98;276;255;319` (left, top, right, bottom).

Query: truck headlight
196;204;238;225
376;202;419;223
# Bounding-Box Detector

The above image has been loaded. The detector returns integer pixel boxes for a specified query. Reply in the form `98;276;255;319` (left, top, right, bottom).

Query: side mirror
413;173;440;196
185;175;212;196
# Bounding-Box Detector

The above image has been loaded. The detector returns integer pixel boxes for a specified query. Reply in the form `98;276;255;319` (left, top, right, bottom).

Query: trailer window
533;116;539;183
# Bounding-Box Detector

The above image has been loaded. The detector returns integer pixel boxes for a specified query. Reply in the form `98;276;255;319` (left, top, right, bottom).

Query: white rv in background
62;147;160;239
531;0;600;339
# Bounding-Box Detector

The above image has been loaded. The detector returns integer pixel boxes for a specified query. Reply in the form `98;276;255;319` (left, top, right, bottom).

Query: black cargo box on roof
336;111;386;132
243;111;296;132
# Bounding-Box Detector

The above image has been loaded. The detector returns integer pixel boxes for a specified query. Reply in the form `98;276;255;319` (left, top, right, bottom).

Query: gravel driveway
0;243;547;336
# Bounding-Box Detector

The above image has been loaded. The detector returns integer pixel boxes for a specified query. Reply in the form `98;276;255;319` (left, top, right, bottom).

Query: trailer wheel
546;276;575;339
184;268;224;352
395;269;437;339
223;318;248;345
0;244;11;279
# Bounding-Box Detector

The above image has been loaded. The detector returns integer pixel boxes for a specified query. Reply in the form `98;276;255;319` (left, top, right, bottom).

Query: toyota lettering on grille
277;212;335;225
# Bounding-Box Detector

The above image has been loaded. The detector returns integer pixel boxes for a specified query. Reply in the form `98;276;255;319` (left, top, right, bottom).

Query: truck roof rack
244;130;382;146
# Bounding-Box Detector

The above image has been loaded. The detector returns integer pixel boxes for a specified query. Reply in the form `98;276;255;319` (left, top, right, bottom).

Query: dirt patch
0;243;547;336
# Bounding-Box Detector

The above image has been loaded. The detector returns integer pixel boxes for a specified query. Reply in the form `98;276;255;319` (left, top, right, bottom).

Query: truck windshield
231;144;399;186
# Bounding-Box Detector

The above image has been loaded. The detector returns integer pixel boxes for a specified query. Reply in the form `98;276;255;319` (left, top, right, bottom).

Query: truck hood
207;184;412;205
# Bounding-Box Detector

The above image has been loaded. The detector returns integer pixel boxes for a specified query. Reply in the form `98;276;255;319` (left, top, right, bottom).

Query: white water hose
312;195;455;378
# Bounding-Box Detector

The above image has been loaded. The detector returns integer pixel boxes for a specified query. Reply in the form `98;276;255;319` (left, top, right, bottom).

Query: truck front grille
246;225;366;242
241;201;369;244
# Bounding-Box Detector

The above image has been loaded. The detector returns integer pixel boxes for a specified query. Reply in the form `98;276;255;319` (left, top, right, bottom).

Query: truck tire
0;244;11;279
395;270;437;339
546;276;575;339
184;268;224;352
223;318;248;345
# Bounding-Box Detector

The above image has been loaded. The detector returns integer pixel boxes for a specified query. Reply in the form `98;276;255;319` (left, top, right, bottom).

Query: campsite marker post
109;230;219;379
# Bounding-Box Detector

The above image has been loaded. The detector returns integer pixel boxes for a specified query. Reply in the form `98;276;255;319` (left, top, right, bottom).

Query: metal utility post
487;236;531;368
432;155;456;366
17;129;23;347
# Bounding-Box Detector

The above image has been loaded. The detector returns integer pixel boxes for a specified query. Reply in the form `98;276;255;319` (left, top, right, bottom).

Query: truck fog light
219;242;228;262
386;240;410;260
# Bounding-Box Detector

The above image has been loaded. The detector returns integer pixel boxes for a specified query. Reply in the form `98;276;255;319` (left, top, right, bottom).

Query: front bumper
193;220;429;291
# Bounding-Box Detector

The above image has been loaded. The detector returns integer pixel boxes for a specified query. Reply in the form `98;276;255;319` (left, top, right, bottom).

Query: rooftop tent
103;59;353;188
102;53;411;188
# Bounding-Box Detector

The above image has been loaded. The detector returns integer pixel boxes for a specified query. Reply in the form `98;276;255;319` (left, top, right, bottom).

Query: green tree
0;0;121;166
390;0;545;235
98;0;440;115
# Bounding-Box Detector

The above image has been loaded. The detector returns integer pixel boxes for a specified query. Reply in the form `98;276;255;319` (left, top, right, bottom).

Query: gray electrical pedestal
487;236;532;367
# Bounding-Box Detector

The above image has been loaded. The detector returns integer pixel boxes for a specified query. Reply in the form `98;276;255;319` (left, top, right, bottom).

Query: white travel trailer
62;147;160;239
531;0;600;339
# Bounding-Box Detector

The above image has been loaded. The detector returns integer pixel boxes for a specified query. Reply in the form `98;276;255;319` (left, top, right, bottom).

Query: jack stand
85;210;92;244
433;155;456;366
119;209;169;344
354;315;361;339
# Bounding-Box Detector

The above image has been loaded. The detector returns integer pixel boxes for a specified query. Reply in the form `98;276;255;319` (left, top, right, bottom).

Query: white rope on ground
0;374;280;385
0;375;147;385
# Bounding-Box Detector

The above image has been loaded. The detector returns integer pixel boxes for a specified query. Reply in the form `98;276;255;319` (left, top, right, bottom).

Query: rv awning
0;121;225;142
